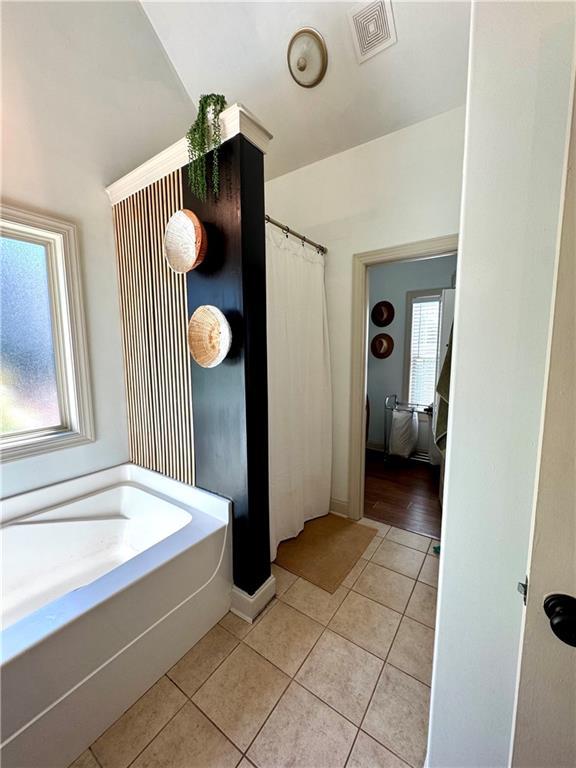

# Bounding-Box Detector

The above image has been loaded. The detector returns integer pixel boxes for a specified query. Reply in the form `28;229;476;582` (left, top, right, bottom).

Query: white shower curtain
266;226;332;560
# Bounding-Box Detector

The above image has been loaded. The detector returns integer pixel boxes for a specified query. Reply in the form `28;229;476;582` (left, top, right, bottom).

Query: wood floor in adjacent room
364;452;442;540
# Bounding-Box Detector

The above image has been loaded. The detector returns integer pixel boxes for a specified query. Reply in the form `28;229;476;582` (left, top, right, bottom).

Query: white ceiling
142;1;471;179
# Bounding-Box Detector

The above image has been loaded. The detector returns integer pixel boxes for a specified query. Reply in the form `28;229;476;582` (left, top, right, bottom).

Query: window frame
1;204;94;461
403;288;442;407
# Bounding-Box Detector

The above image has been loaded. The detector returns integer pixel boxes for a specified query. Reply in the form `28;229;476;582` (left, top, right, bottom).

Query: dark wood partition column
184;134;270;596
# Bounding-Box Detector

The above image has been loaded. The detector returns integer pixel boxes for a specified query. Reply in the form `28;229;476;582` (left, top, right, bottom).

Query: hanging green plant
186;94;227;202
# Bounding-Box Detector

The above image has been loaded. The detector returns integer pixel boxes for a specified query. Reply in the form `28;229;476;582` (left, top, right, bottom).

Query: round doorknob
543;594;576;647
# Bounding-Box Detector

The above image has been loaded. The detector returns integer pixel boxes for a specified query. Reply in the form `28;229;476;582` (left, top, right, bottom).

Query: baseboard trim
330;497;350;517
230;575;276;622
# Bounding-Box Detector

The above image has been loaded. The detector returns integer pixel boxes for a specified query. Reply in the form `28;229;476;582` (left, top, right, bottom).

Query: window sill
0;428;95;463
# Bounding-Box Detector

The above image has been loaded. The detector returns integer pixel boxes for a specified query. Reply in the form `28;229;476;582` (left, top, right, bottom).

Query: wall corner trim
230;575;276;622
105;103;273;205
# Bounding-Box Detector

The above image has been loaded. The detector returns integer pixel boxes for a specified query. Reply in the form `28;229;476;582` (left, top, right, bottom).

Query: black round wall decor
371;300;395;327
371;333;394;359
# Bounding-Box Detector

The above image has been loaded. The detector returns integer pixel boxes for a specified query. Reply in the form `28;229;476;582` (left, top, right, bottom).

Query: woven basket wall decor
164;209;207;273
187;305;232;368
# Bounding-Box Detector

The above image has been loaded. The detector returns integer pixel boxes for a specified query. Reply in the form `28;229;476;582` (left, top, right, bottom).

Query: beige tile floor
70;523;439;768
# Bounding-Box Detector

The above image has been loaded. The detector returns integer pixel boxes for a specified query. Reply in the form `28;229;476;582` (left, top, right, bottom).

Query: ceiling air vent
348;0;397;64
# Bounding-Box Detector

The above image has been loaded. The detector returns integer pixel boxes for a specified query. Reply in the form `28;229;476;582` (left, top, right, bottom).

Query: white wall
367;255;457;448
266;107;465;505
428;3;575;766
1;2;193;497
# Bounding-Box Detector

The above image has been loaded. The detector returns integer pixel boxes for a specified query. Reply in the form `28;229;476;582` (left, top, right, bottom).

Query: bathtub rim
1;480;194;529
0;463;229;525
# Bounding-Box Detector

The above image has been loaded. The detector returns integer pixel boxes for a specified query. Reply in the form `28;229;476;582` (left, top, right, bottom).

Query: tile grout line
385;661;432;690
370;526;439;543
195;601;327;686
366;558;425;582
242;671;365;760
383;527;433;553
169;664;277;761
240;662;296;759
350;567;416;611
122;686;188;768
272;585;409;665
87;672;190;768
277;583;349;626
167;621;241;692
343;728;362;768
356;545;437;631
344;728;412;768
395;609;437;633
354;539;434;767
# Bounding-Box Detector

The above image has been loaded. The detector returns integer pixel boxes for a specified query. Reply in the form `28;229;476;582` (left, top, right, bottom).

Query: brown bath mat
275;514;377;593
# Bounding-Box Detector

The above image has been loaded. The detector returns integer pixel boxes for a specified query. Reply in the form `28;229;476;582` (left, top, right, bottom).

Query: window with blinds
408;295;441;406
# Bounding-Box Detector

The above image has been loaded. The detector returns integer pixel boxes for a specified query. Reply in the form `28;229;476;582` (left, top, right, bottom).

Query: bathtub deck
70;518;439;768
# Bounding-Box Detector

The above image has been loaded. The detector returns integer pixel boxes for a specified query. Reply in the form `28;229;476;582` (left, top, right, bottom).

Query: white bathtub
0;464;232;768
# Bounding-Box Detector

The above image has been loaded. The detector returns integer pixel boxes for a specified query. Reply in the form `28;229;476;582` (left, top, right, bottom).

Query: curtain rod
265;214;327;255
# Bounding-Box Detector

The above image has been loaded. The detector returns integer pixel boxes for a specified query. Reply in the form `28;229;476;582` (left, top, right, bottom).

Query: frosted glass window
1;206;93;461
1;237;61;433
408;296;441;406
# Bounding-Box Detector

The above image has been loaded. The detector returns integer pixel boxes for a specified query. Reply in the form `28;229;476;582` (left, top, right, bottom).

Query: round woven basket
187;305;232;368
164;209;207;273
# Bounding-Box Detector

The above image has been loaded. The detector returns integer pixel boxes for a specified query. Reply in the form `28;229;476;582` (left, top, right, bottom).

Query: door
511;84;576;766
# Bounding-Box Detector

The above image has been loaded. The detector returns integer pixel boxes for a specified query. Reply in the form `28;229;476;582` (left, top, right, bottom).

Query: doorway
364;254;457;540
347;235;459;529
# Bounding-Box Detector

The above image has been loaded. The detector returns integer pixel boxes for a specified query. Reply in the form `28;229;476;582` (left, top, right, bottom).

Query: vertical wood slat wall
112;169;194;485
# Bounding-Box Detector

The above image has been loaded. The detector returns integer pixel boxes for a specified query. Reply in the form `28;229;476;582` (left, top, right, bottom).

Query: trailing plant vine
186;94;227;202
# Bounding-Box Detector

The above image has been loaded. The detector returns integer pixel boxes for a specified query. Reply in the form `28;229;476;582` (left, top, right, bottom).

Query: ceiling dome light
287;27;328;88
